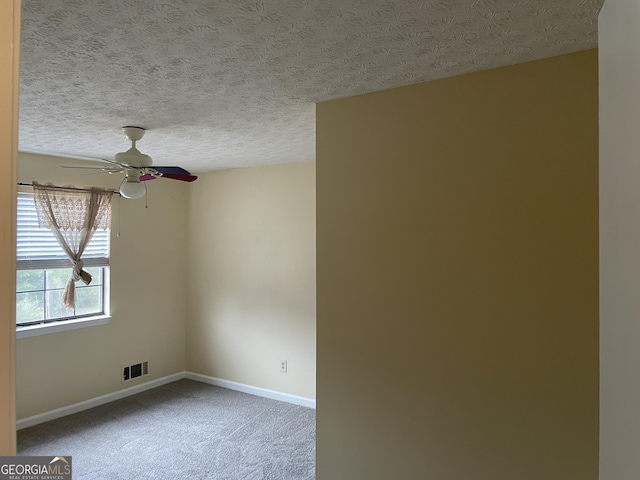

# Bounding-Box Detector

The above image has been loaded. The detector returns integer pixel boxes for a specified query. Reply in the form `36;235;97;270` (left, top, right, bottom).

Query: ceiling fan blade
99;157;126;166
139;174;157;182
160;173;198;182
60;164;124;172
81;171;119;176
153;166;193;176
60;164;109;169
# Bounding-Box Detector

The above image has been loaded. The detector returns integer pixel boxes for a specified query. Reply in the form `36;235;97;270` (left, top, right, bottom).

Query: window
16;192;110;327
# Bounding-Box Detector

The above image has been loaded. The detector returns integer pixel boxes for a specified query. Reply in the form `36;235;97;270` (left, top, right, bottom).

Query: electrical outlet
280;359;288;373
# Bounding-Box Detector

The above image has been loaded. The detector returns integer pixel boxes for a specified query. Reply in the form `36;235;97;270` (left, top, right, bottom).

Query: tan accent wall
0;0;20;455
16;153;187;419
316;50;598;479
599;2;640;478
186;162;316;399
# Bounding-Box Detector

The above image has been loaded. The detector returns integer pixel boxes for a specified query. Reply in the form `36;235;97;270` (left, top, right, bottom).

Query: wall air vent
122;361;149;383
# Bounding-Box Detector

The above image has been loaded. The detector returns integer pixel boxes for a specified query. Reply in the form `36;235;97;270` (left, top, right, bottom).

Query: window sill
16;315;111;339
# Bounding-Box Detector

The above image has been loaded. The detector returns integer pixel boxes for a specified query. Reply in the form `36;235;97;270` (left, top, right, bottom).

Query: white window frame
16;191;111;338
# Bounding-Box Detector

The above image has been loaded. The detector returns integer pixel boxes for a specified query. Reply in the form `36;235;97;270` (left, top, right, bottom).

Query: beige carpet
18;379;315;479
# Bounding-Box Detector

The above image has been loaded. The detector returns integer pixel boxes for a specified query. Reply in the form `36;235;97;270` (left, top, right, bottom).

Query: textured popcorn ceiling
19;0;603;173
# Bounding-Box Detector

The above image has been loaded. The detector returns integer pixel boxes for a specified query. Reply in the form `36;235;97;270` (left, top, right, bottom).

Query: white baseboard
17;371;315;430
185;372;316;409
17;372;186;430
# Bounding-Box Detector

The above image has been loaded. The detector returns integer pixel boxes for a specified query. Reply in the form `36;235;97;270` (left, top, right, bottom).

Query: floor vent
123;361;149;383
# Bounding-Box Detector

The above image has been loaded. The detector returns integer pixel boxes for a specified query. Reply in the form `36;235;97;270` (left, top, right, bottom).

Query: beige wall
16;153;187;419
0;0;19;455
316;50;599;479
186;162;316;399
599;1;640;478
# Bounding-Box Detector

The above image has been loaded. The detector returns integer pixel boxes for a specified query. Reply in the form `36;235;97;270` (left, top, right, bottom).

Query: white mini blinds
16;192;110;270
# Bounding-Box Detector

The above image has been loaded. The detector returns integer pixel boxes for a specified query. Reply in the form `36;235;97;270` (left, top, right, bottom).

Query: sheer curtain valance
32;182;113;309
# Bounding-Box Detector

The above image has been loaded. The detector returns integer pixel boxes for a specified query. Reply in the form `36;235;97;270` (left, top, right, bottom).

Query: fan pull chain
144;182;149;209
117;194;121;237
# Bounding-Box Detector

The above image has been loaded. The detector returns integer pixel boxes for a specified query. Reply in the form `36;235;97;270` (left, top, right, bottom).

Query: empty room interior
3;1;640;479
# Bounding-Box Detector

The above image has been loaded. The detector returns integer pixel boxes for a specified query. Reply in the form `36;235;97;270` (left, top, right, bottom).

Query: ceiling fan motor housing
115;148;152;167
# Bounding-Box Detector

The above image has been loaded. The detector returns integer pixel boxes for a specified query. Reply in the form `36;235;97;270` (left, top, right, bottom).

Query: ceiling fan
61;126;197;199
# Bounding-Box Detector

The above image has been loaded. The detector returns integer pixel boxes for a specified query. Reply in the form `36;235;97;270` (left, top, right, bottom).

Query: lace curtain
32;182;113;309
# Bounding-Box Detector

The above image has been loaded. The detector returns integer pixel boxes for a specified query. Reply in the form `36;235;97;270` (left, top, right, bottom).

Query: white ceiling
19;0;603;173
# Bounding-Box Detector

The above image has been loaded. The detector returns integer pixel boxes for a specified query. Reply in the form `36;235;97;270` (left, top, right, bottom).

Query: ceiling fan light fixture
119;174;146;199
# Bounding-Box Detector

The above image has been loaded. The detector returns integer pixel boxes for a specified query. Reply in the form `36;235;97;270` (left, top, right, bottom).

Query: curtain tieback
72;259;92;285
